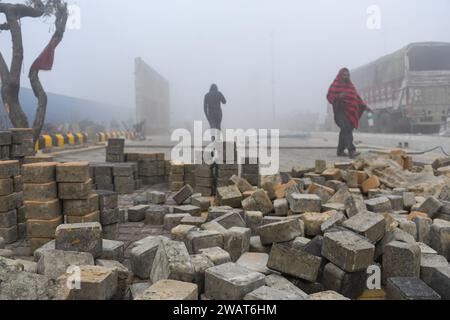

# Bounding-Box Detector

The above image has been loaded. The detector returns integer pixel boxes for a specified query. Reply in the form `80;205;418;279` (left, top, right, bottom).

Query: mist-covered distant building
135;57;171;135
0;87;131;130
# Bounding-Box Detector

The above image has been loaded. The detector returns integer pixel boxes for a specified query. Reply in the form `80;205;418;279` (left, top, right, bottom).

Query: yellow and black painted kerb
35;131;137;151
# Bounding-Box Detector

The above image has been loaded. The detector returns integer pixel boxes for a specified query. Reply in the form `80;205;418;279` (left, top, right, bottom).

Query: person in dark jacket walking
327;68;372;158
204;84;227;131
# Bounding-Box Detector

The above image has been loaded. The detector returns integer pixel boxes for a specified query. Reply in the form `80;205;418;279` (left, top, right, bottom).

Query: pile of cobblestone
0;148;449;301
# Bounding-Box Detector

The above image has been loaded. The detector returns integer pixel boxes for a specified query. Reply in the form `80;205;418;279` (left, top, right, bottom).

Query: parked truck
327;42;450;134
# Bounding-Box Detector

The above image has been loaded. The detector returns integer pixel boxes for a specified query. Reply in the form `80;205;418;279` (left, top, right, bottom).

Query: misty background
1;0;450;130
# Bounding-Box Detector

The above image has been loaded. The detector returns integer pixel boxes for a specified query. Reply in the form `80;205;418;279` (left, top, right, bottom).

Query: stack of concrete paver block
113;163;137;194
9;128;35;162
90;162;138;194
106;138;125;163
0;129;35;162
0;160;22;244
0;131;11;160
184;164;196;188
23;161;62;251
241;157;260;187
169;162;185;192
90;163;115;191
95;190;120;240
129;150;450;301
23;155;55;164
194;164;214;196
57;162;98;227
2;150;450;301
215;141;238;188
126;152;166;186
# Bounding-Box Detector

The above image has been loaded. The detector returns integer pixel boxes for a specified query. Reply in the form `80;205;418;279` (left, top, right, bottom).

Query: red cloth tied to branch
30;37;59;72
327;68;367;129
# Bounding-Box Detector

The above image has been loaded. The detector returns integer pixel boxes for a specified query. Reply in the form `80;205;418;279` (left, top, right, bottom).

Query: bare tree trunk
29;70;47;140
29;2;68;142
0;2;44;129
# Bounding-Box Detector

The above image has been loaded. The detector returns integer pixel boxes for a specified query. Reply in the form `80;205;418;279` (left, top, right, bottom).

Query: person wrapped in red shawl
327;68;372;158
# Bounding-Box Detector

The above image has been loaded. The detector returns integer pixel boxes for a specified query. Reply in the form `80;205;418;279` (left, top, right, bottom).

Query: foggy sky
1;0;450;129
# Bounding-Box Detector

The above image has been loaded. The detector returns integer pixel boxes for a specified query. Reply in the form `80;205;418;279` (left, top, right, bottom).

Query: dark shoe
349;151;361;159
337;152;349;157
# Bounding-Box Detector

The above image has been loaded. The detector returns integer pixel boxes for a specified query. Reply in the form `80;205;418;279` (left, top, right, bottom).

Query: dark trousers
206;107;223;131
334;108;356;154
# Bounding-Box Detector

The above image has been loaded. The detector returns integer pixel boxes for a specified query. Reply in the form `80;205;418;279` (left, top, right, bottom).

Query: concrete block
127;205;149;222
22;162;56;183
299;211;334;237
173;185;194;205
0;160;20;179
257;219;303;245
0;225;18;244
386;277;440;300
383;241;421;283
100;239;125;262
130;236;164;279
212;211;246;229
364;196;392;213
342;212;386;243
56;162;90;183
264;274;309;299
63;194;99;216
245;211;263;235
428;266;450;300
375;228;417;259
242;189;274;215
322;262;366;299
274;199;289;217
171;225;197;242
199;247;231;265
164;213;191;231
289;193;322;214
26;215;63;238
185;230;224;254
150;239;195;283
174;205;201;216
0;178;13;196
236;252;270;275
361;176;380;194
322;230;375;272
143;205;167;225
321;212;346;234
66;211;100;224
58;180;92;200
0;209;17;228
135;280;198;300
418;196;443;218
267;243;322;282
204;262;265;300
180;215;206;227
95;190;118;210
23;182;57;201
249;236;271;254
224;227;251;262
63;265;118;300
309;291;350;300
192;196;211;212
55;222;103;258
420;254;448;284
37;249;94;279
430;219;450;259
95;259;130;300
147;191;166;205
